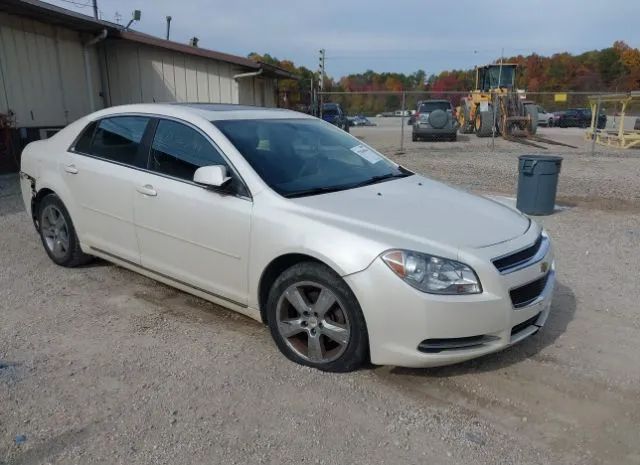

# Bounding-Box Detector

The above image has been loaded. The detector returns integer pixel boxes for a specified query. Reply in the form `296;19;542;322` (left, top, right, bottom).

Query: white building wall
0;12;102;128
0;11;279;130
104;41;273;107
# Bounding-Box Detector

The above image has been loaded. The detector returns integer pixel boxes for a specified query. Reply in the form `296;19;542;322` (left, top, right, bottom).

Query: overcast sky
47;0;640;78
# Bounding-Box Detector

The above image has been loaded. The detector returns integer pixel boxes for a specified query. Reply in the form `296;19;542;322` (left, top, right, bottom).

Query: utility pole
318;49;325;118
92;0;98;19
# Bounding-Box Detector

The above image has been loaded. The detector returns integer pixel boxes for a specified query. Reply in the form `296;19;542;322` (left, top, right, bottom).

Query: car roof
87;103;313;122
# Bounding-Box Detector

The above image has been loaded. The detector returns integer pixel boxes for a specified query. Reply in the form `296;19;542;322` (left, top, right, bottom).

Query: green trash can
516;155;563;215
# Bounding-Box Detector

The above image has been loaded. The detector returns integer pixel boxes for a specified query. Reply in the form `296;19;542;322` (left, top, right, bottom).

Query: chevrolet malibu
19;103;556;372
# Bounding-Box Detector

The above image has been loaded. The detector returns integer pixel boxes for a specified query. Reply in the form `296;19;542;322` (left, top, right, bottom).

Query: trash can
516;155;563;215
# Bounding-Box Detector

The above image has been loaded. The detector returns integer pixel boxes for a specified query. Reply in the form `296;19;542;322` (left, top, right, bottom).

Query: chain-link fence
313;90;640;155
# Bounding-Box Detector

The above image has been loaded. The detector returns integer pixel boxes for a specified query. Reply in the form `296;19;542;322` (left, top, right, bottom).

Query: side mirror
193;165;231;188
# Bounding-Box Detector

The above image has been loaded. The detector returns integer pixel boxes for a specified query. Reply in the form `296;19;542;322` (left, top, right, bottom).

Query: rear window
418;102;451;113
75;116;150;168
323;108;339;116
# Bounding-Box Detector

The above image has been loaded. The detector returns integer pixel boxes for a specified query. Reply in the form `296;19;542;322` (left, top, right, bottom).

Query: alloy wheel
275;281;351;364
41;205;70;259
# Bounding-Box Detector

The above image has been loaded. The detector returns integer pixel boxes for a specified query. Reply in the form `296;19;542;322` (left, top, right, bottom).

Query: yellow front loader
457;64;538;138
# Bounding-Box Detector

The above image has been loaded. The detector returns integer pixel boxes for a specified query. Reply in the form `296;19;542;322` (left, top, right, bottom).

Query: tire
548;118;554;127
449;133;457;142
459;98;473;133
475;109;494;137
412;133;418;142
524;104;538;135
266;262;369;372
38;194;92;267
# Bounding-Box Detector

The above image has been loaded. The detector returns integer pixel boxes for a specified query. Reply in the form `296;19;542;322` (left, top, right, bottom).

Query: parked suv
322;103;349;132
412;100;458;141
557;108;606;129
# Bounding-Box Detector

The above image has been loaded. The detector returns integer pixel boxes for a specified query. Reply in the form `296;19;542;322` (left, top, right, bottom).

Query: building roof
1;0;297;79
0;0;121;33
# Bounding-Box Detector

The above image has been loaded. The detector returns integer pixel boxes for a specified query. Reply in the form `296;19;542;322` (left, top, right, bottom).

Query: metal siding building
0;0;294;172
0;10;102;129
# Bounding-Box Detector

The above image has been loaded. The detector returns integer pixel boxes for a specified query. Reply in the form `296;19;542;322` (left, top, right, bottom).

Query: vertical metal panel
140;45;166;103
161;51;176;102
0;12;99;128
263;78;276;107
0;14;27;124
218;63;235;103
207;60;221;103
173;53;187;102
57;27;95;121
185;55;198;102
112;42;142;104
195;57;209;102
104;42;121;104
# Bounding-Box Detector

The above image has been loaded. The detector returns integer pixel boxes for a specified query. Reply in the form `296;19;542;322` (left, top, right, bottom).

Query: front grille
509;273;549;308
493;235;543;273
511;313;541;336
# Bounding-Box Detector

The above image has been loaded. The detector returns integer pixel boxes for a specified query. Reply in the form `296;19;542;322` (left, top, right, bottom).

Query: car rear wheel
38;194;91;267
266;262;368;372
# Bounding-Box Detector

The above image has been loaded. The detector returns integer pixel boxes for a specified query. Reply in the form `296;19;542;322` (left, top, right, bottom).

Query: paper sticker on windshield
350;144;382;164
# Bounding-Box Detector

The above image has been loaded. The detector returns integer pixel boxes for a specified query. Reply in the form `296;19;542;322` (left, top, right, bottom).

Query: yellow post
618;98;629;141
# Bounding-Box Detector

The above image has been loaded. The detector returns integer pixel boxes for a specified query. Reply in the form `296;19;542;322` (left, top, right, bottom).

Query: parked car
412;100;459;141
350;115;376;127
536;106;555;126
552;111;565;126
322;103;349;132
557;108;606;129
20;103;556;372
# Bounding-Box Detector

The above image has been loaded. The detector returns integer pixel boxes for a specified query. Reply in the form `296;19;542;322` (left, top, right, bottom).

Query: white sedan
19;104;556;372
537;106;555;126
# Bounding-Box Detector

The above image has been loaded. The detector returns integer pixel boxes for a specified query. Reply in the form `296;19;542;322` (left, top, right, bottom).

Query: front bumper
344;234;555;368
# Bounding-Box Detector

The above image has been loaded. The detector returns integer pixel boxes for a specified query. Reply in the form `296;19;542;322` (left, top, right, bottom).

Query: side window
74;121;97;153
89;116;150;167
150;119;228;181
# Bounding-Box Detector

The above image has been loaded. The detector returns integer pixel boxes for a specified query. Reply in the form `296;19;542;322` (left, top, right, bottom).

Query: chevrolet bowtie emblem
540;262;549;273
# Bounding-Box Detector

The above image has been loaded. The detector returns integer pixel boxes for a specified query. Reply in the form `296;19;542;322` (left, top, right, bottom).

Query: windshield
418;102;450;113
213;119;410;197
322;108;339;116
481;66;515;90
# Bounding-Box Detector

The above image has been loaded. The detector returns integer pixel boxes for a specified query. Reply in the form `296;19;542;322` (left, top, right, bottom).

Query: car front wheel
38;193;91;267
266;262;368;372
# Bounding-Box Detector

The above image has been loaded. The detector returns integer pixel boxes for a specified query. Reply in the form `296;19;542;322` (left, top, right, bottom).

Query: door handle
64;164;78;174
136;184;157;197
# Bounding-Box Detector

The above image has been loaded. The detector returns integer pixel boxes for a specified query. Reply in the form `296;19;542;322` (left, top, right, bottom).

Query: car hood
291;175;530;251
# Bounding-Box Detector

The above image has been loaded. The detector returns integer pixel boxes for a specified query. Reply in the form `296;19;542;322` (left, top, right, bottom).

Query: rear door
66;116;152;264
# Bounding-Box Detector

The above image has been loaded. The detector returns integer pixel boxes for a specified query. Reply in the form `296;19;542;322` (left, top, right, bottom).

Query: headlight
381;250;482;295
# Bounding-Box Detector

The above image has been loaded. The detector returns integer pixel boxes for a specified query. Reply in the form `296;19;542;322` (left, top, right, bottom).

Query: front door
133;118;252;306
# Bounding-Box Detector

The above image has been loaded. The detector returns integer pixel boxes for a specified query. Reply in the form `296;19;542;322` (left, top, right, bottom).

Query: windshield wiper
352;171;412;188
283;185;351;198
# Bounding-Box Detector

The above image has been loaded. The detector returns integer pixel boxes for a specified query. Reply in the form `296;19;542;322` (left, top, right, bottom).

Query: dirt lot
1;124;640;464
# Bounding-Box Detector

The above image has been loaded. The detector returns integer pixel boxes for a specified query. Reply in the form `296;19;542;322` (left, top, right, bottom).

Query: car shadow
385;280;576;377
78;257;111;269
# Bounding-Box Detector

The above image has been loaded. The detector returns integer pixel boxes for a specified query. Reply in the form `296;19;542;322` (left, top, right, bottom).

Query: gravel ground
1;123;640;465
